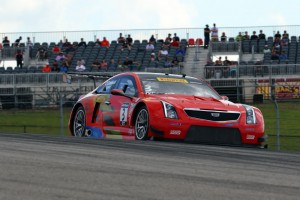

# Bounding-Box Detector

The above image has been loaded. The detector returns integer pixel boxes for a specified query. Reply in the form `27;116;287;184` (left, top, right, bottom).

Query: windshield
140;76;221;99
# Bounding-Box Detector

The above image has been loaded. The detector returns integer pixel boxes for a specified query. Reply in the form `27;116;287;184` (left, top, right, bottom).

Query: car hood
147;94;243;112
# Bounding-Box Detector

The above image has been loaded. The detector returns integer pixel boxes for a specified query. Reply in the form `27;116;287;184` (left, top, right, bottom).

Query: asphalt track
0;133;299;200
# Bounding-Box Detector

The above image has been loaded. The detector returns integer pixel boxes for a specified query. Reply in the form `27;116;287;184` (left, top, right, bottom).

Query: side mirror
111;89;133;99
221;96;229;101
111;89;125;96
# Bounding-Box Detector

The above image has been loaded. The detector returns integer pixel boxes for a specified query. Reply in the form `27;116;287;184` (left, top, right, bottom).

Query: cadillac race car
69;72;267;147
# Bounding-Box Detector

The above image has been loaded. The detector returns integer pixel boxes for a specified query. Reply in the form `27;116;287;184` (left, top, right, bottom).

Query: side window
116;76;137;97
95;77;118;94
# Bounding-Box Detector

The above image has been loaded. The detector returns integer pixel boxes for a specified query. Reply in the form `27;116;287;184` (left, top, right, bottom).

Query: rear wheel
135;106;149;140
73;106;86;137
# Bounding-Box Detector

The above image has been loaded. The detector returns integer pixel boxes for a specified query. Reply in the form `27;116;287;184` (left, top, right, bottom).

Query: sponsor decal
170;122;182;126
170;130;181;135
245;128;255;132
128;129;134;135
120;103;129;126
157;77;188;83
246;134;255;140
211;112;220;117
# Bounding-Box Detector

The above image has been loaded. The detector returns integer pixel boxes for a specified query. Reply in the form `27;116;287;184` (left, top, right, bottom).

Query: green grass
253;101;300;151
0;102;300;152
0;108;72;136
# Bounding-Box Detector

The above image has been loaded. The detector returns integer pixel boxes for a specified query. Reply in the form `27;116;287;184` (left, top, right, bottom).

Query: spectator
15;49;23;68
26;37;33;47
279;50;288;63
281;36;289;46
75;59;86;71
204;24;210;49
250;31;258;40
282;30;289;39
164;57;173;68
164;33;172;46
37;45;47;61
58;40;64;48
78;38;87;48
2;36;10;47
95;38;101;46
100;37;110;48
108;59;117;70
271;49;279;60
52;45;61;53
63;39;71;48
173;33;180;42
125;34;133;50
242;31;250;40
175;46;185;56
52;60;59;72
273;38;281;54
26;37;33;58
42;63;52;73
170;39;180;47
65;43;76;54
274;31;281;40
146;42;154;51
55;52;65;61
123;57;134;70
223;56;231;66
158;47;168;57
258;30;266;40
117;60;124;70
263;45;271;54
235;32;243;42
172;56;179;66
60;60;69;72
220;32;227;42
149;35;156;44
150;52;157;62
92;59;101;69
117;33;126;44
210;23;219;42
100;59;108;70
14;36;22;47
215;56;222;66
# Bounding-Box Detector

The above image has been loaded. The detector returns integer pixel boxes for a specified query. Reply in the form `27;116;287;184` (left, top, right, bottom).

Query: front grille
184;109;240;121
185;126;242;145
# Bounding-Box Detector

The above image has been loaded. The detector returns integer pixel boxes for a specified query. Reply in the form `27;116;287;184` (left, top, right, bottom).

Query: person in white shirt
146;42;154;51
76;59;86;71
211;23;219;42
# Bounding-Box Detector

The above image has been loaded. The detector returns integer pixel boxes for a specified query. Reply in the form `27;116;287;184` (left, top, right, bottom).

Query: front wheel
72;106;86;137
134;106;149;140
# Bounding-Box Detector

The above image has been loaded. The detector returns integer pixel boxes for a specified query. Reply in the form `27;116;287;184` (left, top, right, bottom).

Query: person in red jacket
100;37;110;48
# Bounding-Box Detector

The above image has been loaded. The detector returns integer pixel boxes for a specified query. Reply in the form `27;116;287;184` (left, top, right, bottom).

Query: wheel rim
73;109;85;137
135;109;148;140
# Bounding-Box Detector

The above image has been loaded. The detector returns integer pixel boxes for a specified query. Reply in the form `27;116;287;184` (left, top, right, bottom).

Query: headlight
243;105;256;124
161;101;178;119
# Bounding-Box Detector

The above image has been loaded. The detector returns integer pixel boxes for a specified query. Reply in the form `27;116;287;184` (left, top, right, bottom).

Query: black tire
134;106;149;140
72;106;86;137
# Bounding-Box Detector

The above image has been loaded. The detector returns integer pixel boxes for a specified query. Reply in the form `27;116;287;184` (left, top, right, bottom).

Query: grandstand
1;26;300;109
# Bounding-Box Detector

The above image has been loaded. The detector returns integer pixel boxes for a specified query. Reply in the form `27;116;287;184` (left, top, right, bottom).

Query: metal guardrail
2;25;300;46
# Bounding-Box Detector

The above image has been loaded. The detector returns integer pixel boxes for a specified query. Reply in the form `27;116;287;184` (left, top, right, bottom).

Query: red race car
69;72;267;148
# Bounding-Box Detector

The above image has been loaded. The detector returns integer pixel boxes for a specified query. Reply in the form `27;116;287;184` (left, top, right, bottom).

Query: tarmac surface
0;133;299;200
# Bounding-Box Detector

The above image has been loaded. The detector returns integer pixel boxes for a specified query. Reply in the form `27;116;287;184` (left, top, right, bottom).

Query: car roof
120;72;199;81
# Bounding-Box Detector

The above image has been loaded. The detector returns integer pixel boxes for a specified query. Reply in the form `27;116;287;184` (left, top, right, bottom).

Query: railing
204;63;300;79
2;25;300;46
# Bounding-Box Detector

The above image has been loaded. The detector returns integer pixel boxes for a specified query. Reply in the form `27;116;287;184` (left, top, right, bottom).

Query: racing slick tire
72;106;86;137
134;106;149;140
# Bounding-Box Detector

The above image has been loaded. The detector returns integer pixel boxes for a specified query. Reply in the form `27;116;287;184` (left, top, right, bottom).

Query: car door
92;77;119;129
103;75;138;138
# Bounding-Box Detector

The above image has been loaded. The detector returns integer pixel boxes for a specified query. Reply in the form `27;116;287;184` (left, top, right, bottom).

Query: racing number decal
120;103;129;126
